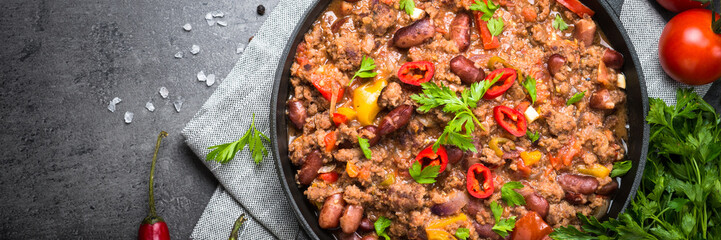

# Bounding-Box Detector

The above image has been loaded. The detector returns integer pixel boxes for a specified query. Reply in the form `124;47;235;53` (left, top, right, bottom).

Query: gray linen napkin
183;0;711;239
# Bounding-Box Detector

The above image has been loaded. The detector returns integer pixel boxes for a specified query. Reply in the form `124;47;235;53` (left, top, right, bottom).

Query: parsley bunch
411;76;500;152
206;113;270;164
551;89;721;240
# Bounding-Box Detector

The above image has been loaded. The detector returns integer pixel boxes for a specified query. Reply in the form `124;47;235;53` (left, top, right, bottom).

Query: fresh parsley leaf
522;75;537;104
455;227;470;240
501;181;526;207
527;130;540;142
206;113;270;164
350;56;377;86
412;80;494;153
553;14;568;31
490;201;503;222
470;0;499;21
409;161;440;184
493;216;517;238
566;91;586;105
358;137;372;159
399;0;415;16
374;216;392;240
487;17;504;38
610;160;632;177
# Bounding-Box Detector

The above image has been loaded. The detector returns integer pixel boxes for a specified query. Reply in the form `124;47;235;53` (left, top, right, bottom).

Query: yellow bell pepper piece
353;79;387;125
520;151;542;166
336;107;357;121
425;229;457;240
426;213;468;229
578;164;610;178
346;161;360;178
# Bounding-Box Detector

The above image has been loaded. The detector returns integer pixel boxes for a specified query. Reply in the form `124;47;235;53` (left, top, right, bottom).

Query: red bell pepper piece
473;11;501;50
510;211;553;240
467;163;494;198
398;61;435;86
555;0;595;17
415;144;449;172
515;158;532;177
494;106;527;137
138;132;171;240
324;131;337;152
483;68;517;99
515;101;530;113
318;172;340;183
332;113;348;126
311;74;344;102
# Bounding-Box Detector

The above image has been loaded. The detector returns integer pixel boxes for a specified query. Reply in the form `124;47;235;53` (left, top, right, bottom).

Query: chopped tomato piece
473;12;501;50
324;131;337;152
510;211;552;240
332;113;348;126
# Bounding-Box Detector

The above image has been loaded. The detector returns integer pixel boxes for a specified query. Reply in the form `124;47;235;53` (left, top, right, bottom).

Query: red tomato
655;0;708;13
510;211;552;240
659;9;721;85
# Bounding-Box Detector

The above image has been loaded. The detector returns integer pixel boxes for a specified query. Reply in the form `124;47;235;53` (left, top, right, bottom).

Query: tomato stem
148;131;168;218
713;0;721;34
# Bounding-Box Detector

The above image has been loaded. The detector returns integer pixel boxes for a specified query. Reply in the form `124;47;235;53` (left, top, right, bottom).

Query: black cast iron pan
271;0;649;239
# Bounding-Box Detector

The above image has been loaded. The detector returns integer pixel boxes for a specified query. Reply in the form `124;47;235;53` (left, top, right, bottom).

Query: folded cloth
183;0;711;239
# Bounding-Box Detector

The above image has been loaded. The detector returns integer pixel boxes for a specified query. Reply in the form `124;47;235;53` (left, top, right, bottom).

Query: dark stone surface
0;0;718;239
0;0;278;239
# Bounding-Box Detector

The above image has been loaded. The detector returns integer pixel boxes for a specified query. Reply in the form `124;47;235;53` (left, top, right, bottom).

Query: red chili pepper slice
415;144;448;173
493;106;527;137
555;0;595;17
318;172;339;183
483;68;517;100
467;163;494;199
332;113;348;126
473;11;501;50
398;61;435;86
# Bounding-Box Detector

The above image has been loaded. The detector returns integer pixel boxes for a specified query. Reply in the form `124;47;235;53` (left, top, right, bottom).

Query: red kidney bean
393;18;435;48
288;100;307;130
547;54;566;76
473;222;502;240
445;145;464;164
590;89;616;110
596;180;619;196
564;191;588;205
378;105;414;136
358;125;380;146
450;55;485;85
361;235;378;240
557;174;600;195
450;12;471;52
522;191;549;218
602;48;624;70
358;218;374;232
297;150;323;185
319;193;346;229
340;205;364;234
574;18;597;47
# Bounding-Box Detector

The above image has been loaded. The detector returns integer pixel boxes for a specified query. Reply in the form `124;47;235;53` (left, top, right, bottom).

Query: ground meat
329;31;362;71
362;0;397;36
546;106;577;136
387;183;426;211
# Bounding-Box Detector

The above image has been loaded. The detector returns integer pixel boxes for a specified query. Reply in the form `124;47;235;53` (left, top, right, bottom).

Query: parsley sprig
566;91;586;105
206;113;270;164
500;181;526;207
490;200;517;238
375;216;392;240
411;76;500;152
553;14;569;31
527;130;540;142
487;17;504;38
470;0;499;21
551;89;721;240
610;160;631;177
358;137;372;159
522;75;537;104
349;56;377;86
409;161;441;184
455;227;470;240
399;0;415;16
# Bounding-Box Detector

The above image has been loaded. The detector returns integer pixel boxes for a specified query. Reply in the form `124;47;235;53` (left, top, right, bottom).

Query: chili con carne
493;106;527;137
415;144;448;173
467;163;493;198
398;61;435;86
483;68;517;99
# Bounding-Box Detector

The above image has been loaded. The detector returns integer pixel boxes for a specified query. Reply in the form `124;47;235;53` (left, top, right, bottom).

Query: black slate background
0;0;718;239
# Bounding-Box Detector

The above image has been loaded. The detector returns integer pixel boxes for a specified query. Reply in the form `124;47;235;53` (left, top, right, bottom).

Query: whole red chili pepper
467;163;493;198
493;105;527;137
398;61;435;86
415;144;448;172
138;131;170;240
483;68;517;100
